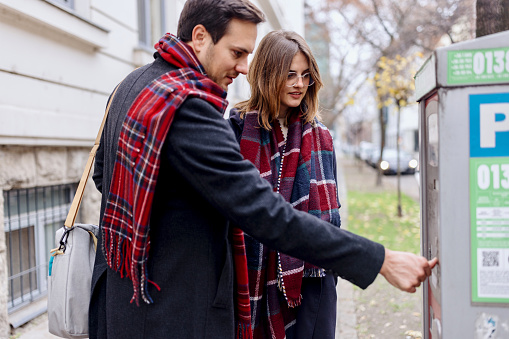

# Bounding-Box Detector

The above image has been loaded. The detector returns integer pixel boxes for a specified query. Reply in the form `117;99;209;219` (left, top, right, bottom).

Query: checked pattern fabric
238;110;341;339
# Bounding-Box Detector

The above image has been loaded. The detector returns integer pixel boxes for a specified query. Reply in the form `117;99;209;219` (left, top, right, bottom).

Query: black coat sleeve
93;133;105;194
165;98;385;289
227;108;244;144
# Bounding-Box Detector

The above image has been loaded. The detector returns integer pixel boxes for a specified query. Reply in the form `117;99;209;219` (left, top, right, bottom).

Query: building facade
0;0;303;335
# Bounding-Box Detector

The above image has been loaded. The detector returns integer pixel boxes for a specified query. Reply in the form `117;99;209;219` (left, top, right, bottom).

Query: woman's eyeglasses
286;72;315;87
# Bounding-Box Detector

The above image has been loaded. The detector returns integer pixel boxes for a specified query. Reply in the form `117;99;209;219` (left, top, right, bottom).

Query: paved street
335;154;358;339
346;156;420;202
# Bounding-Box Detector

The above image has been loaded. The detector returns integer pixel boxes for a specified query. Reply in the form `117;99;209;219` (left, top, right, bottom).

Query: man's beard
204;44;222;89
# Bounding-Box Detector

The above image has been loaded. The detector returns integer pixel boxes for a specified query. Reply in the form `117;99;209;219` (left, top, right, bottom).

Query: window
47;0;74;10
138;0;166;48
4;184;75;315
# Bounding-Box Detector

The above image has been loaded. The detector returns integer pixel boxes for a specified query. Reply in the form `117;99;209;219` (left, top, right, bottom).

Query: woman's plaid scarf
237;110;341;339
101;34;234;306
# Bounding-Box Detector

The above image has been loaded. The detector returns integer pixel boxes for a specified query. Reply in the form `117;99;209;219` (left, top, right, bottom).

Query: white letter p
480;103;509;148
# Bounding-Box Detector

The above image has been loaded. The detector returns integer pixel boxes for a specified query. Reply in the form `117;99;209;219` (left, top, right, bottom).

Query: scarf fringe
286;294;303;308
103;230;153;306
303;268;326;278
237;322;253;339
277;252;304;308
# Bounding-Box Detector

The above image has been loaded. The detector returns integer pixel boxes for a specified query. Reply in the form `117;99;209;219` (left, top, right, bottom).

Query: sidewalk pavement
15;312;57;339
335;153;358;339
336;278;358;338
335;154;422;339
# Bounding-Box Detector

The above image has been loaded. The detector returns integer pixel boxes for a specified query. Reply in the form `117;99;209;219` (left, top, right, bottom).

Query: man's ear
189;24;210;53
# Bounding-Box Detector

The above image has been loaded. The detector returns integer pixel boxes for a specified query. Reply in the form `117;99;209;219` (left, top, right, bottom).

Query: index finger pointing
428;257;438;269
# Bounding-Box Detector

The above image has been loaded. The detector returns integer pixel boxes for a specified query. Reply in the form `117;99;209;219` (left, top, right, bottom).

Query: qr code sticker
482;251;499;267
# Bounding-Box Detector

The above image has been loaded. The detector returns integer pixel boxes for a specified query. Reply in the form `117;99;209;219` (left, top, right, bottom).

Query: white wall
0;0;303;145
0;0;135;147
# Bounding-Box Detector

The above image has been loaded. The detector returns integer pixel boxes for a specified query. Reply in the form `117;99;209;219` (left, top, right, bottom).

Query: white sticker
475;313;498;339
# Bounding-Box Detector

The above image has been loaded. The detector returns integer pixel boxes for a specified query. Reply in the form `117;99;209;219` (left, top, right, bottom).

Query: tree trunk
476;0;509;37
376;106;386;186
396;103;402;217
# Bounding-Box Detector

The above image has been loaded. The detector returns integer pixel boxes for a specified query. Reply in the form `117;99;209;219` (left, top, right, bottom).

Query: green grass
346;190;421;254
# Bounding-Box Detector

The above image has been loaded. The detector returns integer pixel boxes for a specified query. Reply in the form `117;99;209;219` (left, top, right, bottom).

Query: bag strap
63;84;121;229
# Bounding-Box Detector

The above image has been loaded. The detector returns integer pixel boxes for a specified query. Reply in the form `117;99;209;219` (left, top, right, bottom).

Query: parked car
356;141;374;161
377;148;418;175
366;147;380;168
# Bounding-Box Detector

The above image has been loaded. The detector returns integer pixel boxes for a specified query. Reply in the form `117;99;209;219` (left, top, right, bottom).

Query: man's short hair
177;0;265;44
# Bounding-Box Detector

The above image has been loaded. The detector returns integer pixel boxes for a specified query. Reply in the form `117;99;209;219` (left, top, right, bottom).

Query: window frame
4;185;74;316
138;0;166;48
46;0;74;10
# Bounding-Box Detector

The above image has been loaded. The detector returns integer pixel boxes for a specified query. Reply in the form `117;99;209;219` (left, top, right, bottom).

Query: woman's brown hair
236;30;323;130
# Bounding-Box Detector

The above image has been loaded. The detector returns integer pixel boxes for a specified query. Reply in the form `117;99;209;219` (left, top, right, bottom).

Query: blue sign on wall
470;93;509;158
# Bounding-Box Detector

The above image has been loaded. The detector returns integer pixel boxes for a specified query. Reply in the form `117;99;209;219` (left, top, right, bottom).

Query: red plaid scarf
238;110;340;338
101;35;251;336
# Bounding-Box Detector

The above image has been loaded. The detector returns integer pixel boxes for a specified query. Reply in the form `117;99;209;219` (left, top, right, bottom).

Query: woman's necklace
275;119;289;296
276;120;287;193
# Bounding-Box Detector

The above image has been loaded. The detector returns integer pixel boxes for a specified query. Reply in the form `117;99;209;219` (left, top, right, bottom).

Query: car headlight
380;160;389;170
409;159;418;169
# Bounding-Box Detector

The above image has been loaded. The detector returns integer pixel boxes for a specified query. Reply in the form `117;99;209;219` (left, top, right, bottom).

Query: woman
229;30;341;339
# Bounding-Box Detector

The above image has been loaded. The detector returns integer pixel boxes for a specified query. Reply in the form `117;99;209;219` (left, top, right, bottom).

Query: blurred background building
0;0;303;334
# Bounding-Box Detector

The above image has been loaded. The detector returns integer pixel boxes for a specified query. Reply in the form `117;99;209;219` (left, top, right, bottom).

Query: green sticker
470;157;509;304
448;48;509;85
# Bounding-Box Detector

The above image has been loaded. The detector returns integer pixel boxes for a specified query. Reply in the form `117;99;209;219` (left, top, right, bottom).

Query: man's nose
236;58;248;75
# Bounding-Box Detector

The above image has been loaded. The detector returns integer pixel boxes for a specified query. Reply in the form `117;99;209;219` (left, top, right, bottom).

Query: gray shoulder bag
47;84;119;338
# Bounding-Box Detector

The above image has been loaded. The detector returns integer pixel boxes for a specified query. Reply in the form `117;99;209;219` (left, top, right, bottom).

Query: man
90;0;437;338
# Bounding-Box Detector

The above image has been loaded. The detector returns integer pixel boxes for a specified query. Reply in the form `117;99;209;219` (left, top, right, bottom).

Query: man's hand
379;249;438;293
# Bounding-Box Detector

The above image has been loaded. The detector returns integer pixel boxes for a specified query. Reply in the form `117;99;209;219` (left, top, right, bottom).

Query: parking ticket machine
415;31;509;338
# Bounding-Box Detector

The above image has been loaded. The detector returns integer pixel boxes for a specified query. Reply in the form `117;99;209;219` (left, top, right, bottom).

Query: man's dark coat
89;54;385;338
